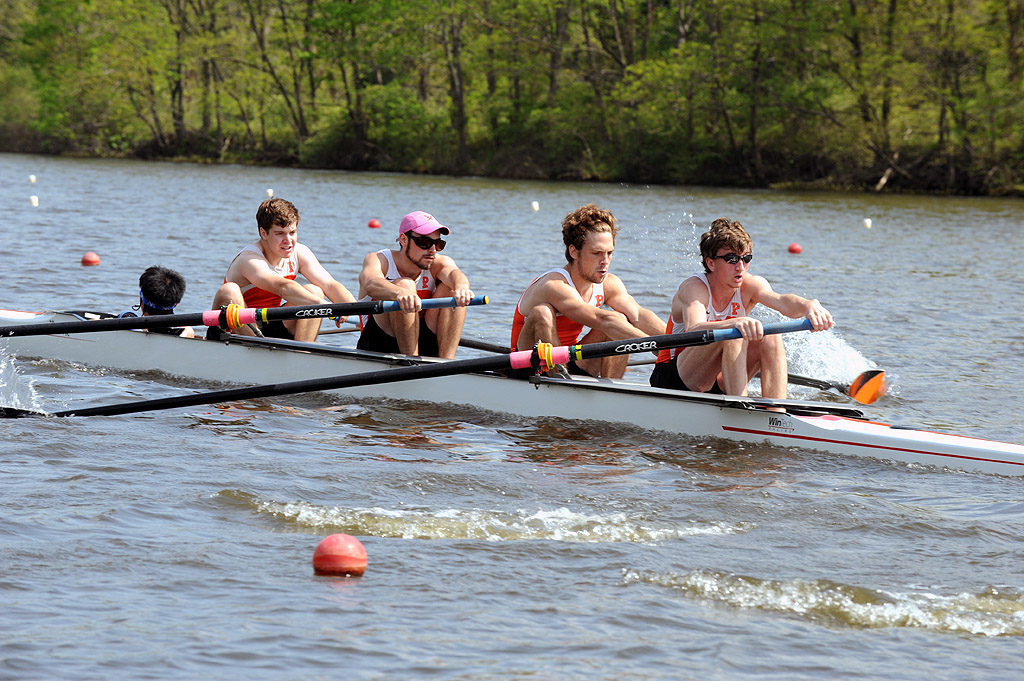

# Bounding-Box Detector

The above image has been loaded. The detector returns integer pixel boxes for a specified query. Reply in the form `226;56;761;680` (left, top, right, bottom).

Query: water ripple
625;568;1024;636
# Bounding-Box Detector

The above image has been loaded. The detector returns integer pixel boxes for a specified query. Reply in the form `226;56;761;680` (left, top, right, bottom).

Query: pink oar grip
507;346;571;370
508;349;535;369
200;308;259;327
550;347;570;364
236;309;258;325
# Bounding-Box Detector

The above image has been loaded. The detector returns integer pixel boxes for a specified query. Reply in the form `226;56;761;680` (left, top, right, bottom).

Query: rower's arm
545;279;646;341
602;274;643;324
236;253;324;306
359;252;421;313
751;276;834;331
296;244;356;304
431;255;474;306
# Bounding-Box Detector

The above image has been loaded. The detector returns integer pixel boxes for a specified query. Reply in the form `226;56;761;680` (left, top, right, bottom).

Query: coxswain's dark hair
139;266;186;316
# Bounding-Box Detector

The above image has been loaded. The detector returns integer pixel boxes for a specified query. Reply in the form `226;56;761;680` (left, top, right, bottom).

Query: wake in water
0;349;44;413
241;493;753;544
624;568;1024;637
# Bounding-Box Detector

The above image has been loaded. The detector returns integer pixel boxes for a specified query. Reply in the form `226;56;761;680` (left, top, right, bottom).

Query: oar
0;296;489;338
0;319;813;419
457;333;886;404
788;370;887;405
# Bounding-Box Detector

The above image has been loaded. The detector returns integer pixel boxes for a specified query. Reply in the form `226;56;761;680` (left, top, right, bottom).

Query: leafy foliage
2;0;1022;194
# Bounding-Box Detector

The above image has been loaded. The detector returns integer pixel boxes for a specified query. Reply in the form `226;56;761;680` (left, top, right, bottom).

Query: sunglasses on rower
407;233;446;251
711;253;753;265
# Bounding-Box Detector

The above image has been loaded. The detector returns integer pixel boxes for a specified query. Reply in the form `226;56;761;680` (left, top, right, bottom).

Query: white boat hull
3;310;1023;476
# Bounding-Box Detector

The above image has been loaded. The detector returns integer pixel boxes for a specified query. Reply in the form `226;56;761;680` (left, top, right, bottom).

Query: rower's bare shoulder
521;273;572;307
229;248;269;277
677;275;708;300
742;273;773;294
429;253;458;272
602;272;628;292
293;241;316;261
538;273;577;296
361;250;388;270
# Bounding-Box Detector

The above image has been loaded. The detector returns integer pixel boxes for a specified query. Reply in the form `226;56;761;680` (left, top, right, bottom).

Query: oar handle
211;295;489;327
0;296;490;338
508;319;813;369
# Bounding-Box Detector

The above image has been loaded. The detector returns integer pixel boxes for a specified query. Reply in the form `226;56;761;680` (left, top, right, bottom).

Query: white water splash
752;307;876;386
625;568;1024;637
0;349;44;412
257;499;752;544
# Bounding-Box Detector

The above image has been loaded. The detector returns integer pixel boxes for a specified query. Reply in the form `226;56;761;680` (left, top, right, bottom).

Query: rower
356;211;474;359
208;198;356;342
650;218;834;398
510;204;665;378
119;265;195;338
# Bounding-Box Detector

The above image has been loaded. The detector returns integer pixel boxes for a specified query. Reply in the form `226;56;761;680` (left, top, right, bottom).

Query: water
1;153;1023;680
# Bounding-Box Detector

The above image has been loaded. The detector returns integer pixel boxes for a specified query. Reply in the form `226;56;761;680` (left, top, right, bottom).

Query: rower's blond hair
700;218;753;273
256;198;300;235
562;204;617;263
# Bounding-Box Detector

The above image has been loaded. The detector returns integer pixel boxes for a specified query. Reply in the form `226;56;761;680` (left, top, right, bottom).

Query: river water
1;152;1022;679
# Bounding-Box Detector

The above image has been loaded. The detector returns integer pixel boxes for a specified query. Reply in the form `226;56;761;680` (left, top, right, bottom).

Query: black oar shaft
55;356;509;417
0;296;487;338
787;374;838;391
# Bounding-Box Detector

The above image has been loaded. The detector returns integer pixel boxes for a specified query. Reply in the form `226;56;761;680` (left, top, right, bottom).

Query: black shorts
649;361;723;394
357;313;439;357
260;319;294;340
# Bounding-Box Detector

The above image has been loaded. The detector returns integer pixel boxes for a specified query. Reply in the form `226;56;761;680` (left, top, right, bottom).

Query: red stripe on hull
721;426;1024;469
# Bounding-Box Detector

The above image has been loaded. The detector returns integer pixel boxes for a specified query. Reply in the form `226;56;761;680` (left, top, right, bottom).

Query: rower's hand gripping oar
0;319;813;419
0;296;488;338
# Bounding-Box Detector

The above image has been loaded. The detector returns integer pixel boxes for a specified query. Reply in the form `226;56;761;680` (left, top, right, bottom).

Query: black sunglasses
711;253;753;265
407;233;446;251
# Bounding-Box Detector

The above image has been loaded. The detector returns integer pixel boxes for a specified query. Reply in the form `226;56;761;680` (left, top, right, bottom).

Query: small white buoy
531;200;539;212
266;188;274;197
863;218;872;229
29;174;36;184
29;195;38;207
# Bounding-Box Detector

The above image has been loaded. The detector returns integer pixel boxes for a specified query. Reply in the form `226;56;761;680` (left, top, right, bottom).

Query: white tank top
359;249;437;325
696;271;745;320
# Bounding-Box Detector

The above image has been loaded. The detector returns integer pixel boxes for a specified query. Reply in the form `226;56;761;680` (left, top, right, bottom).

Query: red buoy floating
312;533;367;577
788;243;802;254
81;251;101;266
368;219;381;229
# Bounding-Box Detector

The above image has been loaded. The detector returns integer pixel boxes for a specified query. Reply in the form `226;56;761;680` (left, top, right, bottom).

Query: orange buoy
849;370;886;405
368;219;381;229
788;243;802;254
312;533;367;577
81;251;101;266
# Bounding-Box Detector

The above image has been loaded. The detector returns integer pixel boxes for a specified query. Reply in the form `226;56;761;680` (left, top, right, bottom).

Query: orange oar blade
848;370;887;404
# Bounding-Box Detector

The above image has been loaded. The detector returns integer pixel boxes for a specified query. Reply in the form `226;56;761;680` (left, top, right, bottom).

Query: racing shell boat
1;309;1022;476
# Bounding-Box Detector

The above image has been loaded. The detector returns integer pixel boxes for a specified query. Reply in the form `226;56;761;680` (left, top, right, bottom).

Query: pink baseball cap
399;211;450;236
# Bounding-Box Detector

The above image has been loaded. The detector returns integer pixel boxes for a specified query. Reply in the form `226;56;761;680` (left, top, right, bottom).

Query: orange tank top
510;268;604;348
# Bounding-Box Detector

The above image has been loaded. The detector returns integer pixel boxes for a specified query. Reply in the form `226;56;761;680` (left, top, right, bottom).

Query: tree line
1;0;1021;195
